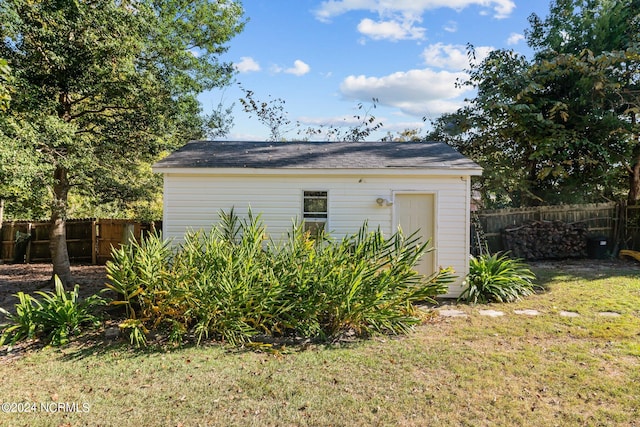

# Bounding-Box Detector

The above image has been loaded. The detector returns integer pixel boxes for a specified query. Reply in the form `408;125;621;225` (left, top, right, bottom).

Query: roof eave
151;166;483;176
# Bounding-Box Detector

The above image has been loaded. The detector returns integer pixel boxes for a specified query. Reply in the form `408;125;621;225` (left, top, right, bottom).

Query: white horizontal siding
162;172;471;296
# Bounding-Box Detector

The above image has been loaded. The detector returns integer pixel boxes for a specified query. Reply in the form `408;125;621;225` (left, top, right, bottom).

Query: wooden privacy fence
5;204;640;263
473;202;637;256
620;204;640;251
0;219;160;264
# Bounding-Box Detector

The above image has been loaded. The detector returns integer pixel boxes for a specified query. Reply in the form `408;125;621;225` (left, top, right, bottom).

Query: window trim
302;190;328;236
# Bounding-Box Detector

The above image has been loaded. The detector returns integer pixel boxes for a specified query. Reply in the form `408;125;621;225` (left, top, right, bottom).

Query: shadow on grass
528;258;640;287
3;302;418;362
55;325;372;362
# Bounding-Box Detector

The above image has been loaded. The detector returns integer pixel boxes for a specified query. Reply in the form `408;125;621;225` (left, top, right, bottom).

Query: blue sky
200;0;552;141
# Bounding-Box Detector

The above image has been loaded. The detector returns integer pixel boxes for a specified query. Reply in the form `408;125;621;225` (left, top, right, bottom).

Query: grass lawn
1;263;639;426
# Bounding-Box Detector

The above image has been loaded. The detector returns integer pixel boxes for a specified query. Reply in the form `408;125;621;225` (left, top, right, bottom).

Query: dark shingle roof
153;141;481;171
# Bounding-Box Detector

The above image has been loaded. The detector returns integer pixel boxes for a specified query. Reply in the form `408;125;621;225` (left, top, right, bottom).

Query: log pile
502;220;588;260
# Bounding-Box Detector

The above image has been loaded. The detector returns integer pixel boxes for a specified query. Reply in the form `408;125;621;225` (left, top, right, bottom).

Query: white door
394;193;435;277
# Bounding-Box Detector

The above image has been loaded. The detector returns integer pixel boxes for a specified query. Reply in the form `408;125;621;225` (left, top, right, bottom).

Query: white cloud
421;43;493;70
357;16;425;41
285;60;311;76
298;115;374;127
339;68;472;116
314;0;516;22
507;32;525;45
234;57;261;73
273;60;311;76
422;43;468;69
443;21;457;33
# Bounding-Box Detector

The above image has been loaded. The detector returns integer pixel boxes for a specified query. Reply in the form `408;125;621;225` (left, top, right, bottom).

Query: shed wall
162;173;470;296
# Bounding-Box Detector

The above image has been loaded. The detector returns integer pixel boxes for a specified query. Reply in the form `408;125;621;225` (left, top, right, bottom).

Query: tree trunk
629;160;640;204
0;199;3;265
50;166;72;286
629;113;640;204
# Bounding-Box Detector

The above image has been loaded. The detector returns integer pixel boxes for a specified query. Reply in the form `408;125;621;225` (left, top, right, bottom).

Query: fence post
91;219;97;265
25;222;33;263
0;199;3;264
9;221;15;262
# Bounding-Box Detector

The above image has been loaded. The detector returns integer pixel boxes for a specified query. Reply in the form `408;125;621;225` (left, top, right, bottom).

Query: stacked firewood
502;220;589;260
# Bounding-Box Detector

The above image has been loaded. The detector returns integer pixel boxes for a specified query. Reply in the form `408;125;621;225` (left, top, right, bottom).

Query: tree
527;0;640;201
239;85;293;142
431;0;640;207
0;58;11;112
204;99;235;140
238;85;384;142
381;128;424;142
0;0;245;284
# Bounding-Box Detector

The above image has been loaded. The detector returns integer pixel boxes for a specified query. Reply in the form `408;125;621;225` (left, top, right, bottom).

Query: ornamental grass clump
459;252;536;304
0;276;104;347
276;222;455;340
176;210;293;345
104;209;455;346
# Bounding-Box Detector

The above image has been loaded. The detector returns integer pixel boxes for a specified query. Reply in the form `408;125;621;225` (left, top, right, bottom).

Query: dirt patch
0;263;108;317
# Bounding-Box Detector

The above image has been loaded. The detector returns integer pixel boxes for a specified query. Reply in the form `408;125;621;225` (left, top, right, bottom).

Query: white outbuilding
152;141;482;297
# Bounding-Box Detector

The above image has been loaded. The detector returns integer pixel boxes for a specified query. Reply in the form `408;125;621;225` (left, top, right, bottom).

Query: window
303;191;328;237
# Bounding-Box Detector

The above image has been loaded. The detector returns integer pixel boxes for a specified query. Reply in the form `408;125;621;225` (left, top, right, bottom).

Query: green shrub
459;252;536;304
0;276;105;347
106;209;455;346
105;231;172;318
0;292;41;347
105;232;179;347
35;277;105;346
118;318;150;347
274;222;455;340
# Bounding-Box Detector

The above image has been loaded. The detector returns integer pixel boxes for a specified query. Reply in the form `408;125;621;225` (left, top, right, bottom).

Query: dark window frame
303;190;328;237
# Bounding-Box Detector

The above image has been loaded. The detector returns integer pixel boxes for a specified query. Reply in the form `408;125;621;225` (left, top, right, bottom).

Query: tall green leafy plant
105;233;172;317
105;232;174;346
106;210;455;347
275;223;454;339
459;253;536;304
0;276;104;347
34;277;104;346
0;292;41;347
180;210;279;344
